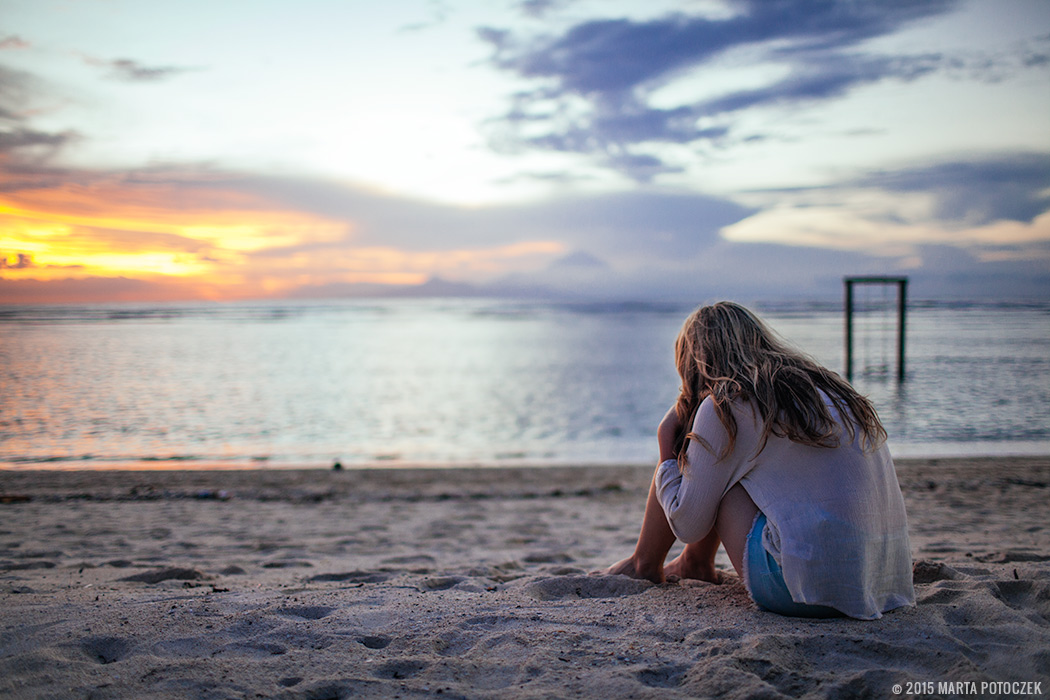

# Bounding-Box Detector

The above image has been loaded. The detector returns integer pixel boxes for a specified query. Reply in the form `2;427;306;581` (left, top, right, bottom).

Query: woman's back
689;394;914;619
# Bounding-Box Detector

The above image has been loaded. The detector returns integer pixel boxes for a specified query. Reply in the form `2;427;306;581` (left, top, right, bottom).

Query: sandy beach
1;457;1048;699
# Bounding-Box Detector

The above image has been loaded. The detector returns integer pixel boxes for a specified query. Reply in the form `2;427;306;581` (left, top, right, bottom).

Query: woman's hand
657;404;682;463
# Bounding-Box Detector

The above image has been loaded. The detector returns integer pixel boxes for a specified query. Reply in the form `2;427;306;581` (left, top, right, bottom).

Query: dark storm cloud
855;153;1050;225
480;0;963;178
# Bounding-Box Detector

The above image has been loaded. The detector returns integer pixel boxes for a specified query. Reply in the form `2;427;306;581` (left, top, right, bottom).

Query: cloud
81;56;197;82
1021;34;1050;68
854;153;1050;225
0;126;77;154
0;64;38;121
0;65;79;159
911;243;1050;299
0;35;30;51
492;234;911;302
514;190;752;261
0;252;33;269
720;151;1050;254
717;151;1050;297
480;0;1046;178
232;172;753;259
548;250;608;270
485;1;957;92
58;225;217;254
1;151;1045;304
0;275;201;304
398;0;452;33
516;0;572;19
490;51;940;169
691;52;941;116
0;155;758;300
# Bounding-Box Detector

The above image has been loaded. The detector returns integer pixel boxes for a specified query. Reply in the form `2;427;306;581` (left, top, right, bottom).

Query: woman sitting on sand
602;301;915;619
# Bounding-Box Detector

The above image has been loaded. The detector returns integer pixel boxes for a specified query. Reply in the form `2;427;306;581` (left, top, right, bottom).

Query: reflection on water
1;299;1048;468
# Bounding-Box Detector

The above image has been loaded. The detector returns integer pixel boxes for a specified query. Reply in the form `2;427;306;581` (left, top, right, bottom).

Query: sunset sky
1;0;1048;303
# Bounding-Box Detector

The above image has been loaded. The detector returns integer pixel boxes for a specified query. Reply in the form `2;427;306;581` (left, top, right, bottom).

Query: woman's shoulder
694;393;760;434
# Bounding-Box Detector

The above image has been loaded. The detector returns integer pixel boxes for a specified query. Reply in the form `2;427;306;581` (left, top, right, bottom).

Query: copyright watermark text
892;681;1044;696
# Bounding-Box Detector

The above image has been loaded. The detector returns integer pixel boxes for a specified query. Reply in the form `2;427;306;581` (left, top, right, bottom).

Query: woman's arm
654;398;739;542
657;404;680;463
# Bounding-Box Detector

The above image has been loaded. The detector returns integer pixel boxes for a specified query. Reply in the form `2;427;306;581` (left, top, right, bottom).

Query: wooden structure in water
843;276;908;382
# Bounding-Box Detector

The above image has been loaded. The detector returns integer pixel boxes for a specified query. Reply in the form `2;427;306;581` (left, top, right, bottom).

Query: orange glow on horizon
0;174;566;304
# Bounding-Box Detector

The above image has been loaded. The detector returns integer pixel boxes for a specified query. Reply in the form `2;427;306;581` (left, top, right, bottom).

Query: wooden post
845;279;855;382
843;276;908;382
897;278;907;382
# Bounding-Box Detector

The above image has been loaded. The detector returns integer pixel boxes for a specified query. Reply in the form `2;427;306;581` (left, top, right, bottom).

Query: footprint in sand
523;574;654;601
372;658;429;680
275;606;334;620
636;663;689;688
357;635;392;649
81;636;134;665
918;585;968;606
912;560;961;584
420;575;464;591
992;578;1050;623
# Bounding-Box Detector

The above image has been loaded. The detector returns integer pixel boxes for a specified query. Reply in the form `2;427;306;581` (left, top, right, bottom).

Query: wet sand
1;457;1048;699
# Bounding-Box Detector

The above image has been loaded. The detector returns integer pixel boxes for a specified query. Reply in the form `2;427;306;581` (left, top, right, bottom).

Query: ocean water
1;298;1048;469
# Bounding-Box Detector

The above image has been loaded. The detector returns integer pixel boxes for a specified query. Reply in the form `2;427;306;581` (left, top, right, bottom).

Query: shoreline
2;456;1048;698
1;454;1048;493
3;449;1050;474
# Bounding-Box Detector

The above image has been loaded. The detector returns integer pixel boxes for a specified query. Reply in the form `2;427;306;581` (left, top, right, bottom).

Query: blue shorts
745;513;841;618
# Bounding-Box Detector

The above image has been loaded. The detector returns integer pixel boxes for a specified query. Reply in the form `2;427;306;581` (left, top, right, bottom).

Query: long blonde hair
672;301;886;465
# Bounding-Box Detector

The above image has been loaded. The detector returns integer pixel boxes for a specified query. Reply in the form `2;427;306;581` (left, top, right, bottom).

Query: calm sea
1;298;1048;469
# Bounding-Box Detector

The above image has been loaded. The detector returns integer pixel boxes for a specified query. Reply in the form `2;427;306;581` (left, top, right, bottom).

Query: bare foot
591;556;664;584
664;553;721;584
